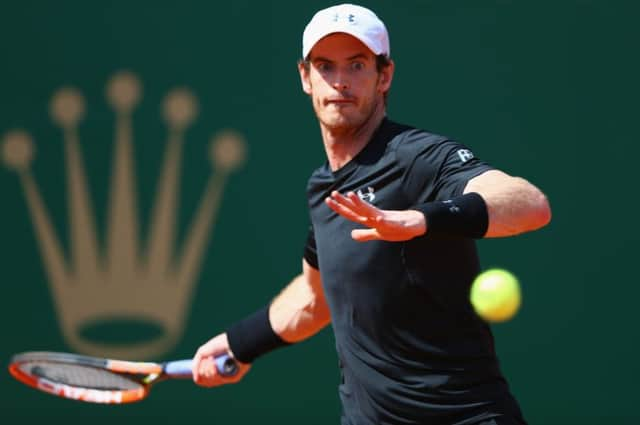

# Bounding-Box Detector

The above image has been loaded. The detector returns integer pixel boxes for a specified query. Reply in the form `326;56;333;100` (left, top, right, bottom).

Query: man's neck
321;106;386;172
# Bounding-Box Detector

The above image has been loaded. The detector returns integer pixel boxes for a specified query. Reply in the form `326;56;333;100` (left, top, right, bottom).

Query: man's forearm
269;272;331;343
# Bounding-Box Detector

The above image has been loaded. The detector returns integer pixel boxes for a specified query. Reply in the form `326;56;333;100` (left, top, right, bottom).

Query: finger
351;228;382;242
326;197;369;223
193;362;206;385
199;357;220;387
346;191;380;216
330;191;359;210
192;351;204;382
330;191;379;222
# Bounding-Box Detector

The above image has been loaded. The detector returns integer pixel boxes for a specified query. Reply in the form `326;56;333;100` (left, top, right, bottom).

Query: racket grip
164;355;238;378
215;354;239;377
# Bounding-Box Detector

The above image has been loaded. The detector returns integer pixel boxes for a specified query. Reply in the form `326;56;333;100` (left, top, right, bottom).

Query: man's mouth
326;98;356;106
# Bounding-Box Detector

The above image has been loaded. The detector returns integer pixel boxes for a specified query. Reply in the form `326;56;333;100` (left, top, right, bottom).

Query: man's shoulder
384;118;451;161
384;118;447;145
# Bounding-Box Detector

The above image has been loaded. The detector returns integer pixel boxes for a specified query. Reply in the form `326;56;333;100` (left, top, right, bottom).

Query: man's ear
378;59;395;94
298;61;312;95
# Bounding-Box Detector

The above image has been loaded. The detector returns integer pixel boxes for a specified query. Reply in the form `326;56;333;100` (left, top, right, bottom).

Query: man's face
299;33;394;133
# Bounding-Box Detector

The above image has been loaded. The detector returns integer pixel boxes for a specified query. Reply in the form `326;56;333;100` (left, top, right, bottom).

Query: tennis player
192;4;551;424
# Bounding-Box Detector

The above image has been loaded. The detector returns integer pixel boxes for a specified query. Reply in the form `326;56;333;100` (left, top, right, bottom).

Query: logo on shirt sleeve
457;149;474;163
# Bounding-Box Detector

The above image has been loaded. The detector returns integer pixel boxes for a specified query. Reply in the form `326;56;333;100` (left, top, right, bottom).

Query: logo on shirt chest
356;186;376;203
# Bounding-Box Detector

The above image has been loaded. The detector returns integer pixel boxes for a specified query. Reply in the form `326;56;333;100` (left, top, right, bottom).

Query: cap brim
303;28;385;59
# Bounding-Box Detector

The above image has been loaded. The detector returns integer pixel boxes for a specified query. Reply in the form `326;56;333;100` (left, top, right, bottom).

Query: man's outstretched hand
325;191;426;242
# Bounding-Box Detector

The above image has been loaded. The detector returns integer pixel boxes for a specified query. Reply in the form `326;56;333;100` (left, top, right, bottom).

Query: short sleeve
398;135;494;203
303;224;319;269
432;141;494;199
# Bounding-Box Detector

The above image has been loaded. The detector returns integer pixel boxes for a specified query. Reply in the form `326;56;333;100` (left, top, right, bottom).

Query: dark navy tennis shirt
304;118;526;425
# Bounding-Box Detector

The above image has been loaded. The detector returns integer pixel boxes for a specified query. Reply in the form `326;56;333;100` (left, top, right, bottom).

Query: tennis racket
8;351;238;404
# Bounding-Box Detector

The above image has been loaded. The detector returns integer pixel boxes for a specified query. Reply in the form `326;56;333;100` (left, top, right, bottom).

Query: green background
1;1;638;424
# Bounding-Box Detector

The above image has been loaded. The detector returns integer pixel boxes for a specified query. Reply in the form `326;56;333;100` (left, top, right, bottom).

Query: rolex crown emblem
2;71;247;359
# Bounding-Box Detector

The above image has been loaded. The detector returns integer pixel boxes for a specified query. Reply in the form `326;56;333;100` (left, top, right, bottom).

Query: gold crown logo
2;71;247;359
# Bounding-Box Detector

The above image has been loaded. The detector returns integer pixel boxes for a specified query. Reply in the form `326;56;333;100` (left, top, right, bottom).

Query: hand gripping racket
8;351;238;404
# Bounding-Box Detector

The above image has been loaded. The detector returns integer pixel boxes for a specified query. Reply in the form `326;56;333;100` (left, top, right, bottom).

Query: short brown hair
300;54;391;73
299;54;392;102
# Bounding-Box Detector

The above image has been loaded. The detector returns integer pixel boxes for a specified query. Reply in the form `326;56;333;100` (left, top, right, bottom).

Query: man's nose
332;70;349;90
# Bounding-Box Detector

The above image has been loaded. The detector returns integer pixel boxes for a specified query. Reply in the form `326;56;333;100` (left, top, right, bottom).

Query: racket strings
19;361;142;391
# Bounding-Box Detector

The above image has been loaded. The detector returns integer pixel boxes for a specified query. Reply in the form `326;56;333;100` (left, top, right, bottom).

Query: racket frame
8;351;233;404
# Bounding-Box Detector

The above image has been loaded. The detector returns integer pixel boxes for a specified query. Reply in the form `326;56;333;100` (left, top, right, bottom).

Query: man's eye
317;63;333;72
351;62;364;71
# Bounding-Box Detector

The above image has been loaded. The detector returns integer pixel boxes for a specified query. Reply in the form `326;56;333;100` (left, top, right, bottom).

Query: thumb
351;228;381;242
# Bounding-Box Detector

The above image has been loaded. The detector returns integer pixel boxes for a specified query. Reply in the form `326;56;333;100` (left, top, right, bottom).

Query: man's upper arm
464;169;545;200
303;225;319;269
302;258;324;302
463;169;510;195
463;169;552;237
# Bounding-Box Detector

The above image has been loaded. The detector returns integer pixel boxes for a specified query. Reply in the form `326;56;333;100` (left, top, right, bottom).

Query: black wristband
226;305;289;363
413;192;489;239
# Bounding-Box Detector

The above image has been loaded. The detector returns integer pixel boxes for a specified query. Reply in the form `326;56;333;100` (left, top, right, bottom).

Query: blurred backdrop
1;1;638;424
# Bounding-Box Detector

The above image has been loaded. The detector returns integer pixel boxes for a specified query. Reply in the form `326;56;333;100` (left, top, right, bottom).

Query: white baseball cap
302;4;390;59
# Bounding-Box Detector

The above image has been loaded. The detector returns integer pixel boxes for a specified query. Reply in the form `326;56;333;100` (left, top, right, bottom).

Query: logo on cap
332;13;356;23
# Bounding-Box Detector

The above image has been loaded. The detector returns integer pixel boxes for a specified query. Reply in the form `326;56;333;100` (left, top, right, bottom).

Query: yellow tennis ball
470;268;521;322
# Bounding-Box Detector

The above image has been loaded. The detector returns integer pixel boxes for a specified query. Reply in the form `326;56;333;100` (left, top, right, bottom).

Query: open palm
325;191;426;242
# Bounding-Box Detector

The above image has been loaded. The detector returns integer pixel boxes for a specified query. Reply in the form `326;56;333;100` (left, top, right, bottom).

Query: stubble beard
315;93;382;140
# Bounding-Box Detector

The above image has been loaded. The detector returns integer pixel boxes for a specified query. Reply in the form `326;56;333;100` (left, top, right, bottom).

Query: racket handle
164;355;238;378
215;354;239;376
